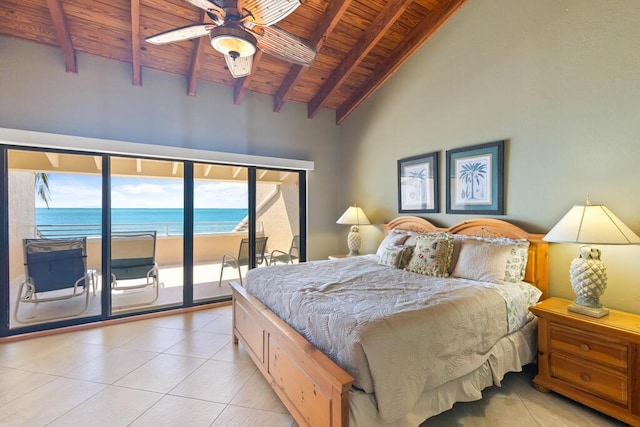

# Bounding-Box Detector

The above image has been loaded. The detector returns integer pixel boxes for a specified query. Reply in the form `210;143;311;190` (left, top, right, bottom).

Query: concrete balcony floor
9;261;276;330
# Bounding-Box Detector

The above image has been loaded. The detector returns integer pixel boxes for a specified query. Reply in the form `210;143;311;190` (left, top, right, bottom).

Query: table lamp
336;205;370;256
543;198;640;317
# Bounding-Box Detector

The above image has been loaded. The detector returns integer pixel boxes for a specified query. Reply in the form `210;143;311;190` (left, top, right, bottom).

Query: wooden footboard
230;281;354;427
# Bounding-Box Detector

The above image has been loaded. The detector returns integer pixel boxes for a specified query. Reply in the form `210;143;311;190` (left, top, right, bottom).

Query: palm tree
408;168;427;206
458;162;487;200
35;172;51;208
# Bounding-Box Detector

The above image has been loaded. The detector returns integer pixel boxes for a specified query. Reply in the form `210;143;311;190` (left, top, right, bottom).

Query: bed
229;217;548;426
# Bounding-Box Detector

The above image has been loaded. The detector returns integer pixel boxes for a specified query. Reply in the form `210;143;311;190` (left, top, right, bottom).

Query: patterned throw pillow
498;238;530;282
405;233;454;277
378;245;414;268
375;230;409;257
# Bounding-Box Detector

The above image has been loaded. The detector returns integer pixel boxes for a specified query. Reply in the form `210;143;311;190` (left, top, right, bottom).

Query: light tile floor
0;305;627;427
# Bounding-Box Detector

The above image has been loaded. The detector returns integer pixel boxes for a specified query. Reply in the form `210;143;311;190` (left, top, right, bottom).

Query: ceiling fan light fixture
210;27;257;58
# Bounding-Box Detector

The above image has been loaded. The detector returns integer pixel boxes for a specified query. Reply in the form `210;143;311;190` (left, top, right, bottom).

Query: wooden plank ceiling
0;0;467;124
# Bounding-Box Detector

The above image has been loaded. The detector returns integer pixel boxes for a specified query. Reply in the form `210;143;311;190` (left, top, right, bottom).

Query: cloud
195;182;247;208
35;173;247;209
36;174;102;208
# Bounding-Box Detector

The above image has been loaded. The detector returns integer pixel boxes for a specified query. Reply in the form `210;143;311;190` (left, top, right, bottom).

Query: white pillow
403;231;421;247
451;238;512;283
449;235;529;282
376;231;409;257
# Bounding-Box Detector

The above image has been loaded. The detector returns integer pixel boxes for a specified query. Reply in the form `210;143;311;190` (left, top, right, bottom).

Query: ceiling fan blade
146;24;216;45
184;0;224;13
224;53;253;78
251;25;316;66
239;0;300;27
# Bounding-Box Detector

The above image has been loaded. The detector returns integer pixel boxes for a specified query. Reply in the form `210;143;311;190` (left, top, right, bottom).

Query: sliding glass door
110;156;184;315
256;168;301;268
7;148;103;329
192;163;248;302
1;145;307;337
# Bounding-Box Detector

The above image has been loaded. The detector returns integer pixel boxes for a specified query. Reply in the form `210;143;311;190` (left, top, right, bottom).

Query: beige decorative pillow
451;239;513;283
449;235;530;282
378;245;414;268
376;231;409;257
405;233;454;277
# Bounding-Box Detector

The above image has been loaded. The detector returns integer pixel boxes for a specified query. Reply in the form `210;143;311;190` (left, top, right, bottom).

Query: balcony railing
35;221;263;238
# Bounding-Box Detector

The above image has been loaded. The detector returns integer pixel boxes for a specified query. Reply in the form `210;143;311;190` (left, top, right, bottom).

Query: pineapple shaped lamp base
568;245;609;318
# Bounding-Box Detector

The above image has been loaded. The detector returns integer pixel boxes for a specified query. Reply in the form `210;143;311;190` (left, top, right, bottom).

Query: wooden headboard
382;216;549;299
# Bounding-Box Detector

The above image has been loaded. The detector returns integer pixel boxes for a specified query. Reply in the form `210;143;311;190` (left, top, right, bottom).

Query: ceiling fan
145;0;316;78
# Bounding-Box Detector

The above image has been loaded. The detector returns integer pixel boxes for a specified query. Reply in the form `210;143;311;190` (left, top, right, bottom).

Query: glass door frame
0;146;308;337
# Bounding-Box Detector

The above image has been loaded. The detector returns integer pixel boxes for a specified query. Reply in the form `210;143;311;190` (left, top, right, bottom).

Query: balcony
7;150;301;333
9;228;295;329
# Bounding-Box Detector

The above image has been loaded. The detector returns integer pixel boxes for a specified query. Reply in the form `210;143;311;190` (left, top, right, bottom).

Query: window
7;149;103;329
0;132;310;337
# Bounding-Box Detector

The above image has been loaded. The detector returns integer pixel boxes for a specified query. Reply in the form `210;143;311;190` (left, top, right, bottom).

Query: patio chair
111;231;160;307
218;236;268;287
15;237;95;324
268;235;299;265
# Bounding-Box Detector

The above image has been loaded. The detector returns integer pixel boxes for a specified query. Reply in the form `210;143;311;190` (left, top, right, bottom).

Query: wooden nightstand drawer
531;298;640;425
550;353;628;405
550;323;628;371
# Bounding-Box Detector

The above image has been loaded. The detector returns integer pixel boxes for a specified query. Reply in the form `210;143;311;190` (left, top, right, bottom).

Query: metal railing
35;221;263;238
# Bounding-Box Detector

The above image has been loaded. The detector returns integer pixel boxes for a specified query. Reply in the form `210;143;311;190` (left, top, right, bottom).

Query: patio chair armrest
268;250;291;265
270;249;288;258
221;253;238;266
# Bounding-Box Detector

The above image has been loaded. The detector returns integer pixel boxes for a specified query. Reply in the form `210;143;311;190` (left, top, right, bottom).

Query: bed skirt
349;317;538;426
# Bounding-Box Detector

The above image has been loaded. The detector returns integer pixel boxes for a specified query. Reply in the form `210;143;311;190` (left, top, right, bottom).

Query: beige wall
0;37;343;260
8;172;35;279
340;0;640;315
256;181;299;254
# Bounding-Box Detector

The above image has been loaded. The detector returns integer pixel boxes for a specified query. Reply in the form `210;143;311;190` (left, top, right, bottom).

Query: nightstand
530;297;640;426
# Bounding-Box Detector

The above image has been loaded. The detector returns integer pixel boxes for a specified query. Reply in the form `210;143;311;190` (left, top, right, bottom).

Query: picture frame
446;140;504;215
397;151;439;213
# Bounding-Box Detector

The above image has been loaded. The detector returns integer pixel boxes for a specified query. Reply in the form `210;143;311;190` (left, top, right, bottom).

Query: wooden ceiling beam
273;0;353;113
233;51;264;105
45;153;60;168
187;10;207;96
46;0;77;73
336;0;468;124
307;0;414;119
130;0;142;86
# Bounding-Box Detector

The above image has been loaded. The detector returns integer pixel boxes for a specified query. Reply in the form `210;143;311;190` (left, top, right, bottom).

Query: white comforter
245;255;541;423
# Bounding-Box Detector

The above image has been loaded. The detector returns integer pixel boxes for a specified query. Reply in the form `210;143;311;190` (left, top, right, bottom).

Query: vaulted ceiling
0;0;467;124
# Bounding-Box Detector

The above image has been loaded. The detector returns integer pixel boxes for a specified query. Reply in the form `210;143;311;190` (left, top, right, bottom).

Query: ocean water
36;208;247;237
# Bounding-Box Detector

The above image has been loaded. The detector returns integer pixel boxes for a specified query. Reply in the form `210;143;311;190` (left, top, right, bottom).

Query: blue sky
35;173;248;209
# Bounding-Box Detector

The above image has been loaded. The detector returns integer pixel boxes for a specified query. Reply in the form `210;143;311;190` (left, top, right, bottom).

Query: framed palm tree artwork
397;151;439;213
446;140;504;214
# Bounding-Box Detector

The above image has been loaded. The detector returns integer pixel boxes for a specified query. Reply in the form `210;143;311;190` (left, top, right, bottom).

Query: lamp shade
336;206;371;226
544;203;640;245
